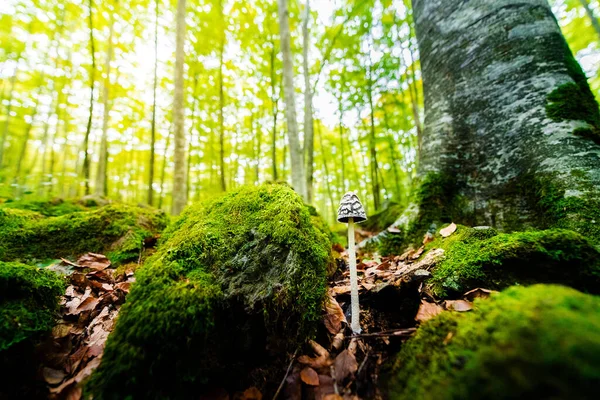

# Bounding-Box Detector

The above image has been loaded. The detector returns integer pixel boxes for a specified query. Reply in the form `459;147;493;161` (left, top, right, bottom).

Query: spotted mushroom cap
337;191;367;223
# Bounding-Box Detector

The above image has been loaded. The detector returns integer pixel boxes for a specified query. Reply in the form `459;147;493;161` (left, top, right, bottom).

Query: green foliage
429;226;600;297
386;284;600;400
0;203;168;264
361;201;403;232
89;184;332;398
0;261;65;352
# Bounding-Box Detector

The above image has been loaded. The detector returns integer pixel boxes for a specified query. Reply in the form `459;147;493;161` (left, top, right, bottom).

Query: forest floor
34;223;485;400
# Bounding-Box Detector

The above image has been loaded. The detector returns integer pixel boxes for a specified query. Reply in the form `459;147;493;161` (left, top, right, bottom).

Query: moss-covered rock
0;198;92;217
0;204;168;264
428;226;600;297
88;184;332;398
0;262;65;352
386;284;600;400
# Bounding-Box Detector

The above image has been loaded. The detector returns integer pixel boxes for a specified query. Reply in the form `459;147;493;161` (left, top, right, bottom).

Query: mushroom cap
337;191;367;223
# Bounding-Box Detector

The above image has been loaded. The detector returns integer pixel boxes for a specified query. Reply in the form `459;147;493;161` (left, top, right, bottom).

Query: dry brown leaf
314;374;335;400
300;367;320;386
332;285;351;295
423;232;435;245
415;300;444;322
323;395;343;400
298;341;332;369
376;261;391;270
332;332;344;351
43;367;66;386
323;293;347;334
240;387;262;400
463;287;497;301
65;285;76;297
445;300;473;312
77;253;111;271
361;282;375;291
399;247;415;261
76;296;99;313
440;222;457;238
114;282;131;293
411;246;425;260
334;349;358;382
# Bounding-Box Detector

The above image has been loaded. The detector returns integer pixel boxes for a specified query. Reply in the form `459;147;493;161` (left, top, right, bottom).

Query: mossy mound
0;262;65;352
0;198;92;217
386;284;600;400
89;184;332;398
0;204;168;264
361;201;404;233
428;226;600;297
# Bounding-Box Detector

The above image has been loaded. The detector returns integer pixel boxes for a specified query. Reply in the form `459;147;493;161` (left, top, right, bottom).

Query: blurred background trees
0;0;598;221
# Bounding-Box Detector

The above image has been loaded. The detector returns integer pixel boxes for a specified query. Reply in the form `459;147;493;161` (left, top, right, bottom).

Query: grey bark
148;0;159;206
303;0;315;203
277;0;307;200
171;0;187;215
83;0;96;196
579;0;600;41
413;0;600;239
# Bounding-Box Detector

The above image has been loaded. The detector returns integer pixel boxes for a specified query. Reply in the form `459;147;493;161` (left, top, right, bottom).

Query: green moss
430;227;600;297
89;184;331;398
0;204;168;264
386;284;600;400
0;198;91;217
545;45;600;144
0;262;65;352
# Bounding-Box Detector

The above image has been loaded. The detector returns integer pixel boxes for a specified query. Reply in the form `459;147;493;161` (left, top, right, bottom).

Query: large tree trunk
412;0;600;243
171;0;187;215
95;8;115;197
277;0;307;200
302;0;315;204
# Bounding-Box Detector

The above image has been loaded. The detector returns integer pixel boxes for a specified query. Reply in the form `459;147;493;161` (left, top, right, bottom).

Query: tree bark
579;0;600;41
95;7;115;197
302;0;315;203
413;0;600;242
270;45;279;181
171;0;187;215
277;0;307;200
218;2;227;192
83;0;96;196
0;59;20;168
148;0;159;206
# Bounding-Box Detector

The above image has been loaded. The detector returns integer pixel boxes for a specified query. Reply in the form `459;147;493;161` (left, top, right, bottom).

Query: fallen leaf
115;281;131;293
43;367;66;386
284;371;302;400
323;395;343;400
415;300;443;322
240;387;262;400
323;294;347;334
411;246;425;260
334;350;358;382
300;367;320;386
77;253;111;271
332;243;345;253
423;232;435;245
332;285;351;295
444;300;473;312
399;247;415;261
463;287;497;302
332;332;344;351
314;374;335;400
50;357;101;394
60;258;81;268
65;285;76;297
360;282;375;291
76;295;99;313
440;223;457;238
298;341;332;369
376;261;391;270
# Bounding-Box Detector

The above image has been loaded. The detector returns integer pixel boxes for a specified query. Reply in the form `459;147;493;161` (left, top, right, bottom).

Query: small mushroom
337;191;367;334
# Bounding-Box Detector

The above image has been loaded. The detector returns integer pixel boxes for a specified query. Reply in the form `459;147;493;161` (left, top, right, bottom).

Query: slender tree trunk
302;0;315;203
187;72;199;201
95;8;115;197
218;7;227;192
277;0;307;200
382;105;402;202
413;0;600;242
171;0;187;215
270;46;279;181
337;95;346;195
83;0;96;196
158;129;172;210
252;113;260;184
0;60;20;168
579;0;600;41
317;122;336;221
148;0;159;206
366;62;381;210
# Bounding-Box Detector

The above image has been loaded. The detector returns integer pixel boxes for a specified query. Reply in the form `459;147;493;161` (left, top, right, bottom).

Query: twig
345;328;416;339
61;258;82;268
357;350;370;376
272;348;298;400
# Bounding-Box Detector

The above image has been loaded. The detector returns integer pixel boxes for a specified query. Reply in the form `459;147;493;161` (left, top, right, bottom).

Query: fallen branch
345;328;416;339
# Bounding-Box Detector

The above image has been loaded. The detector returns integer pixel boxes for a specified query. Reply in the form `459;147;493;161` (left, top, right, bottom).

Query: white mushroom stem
347;217;361;334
